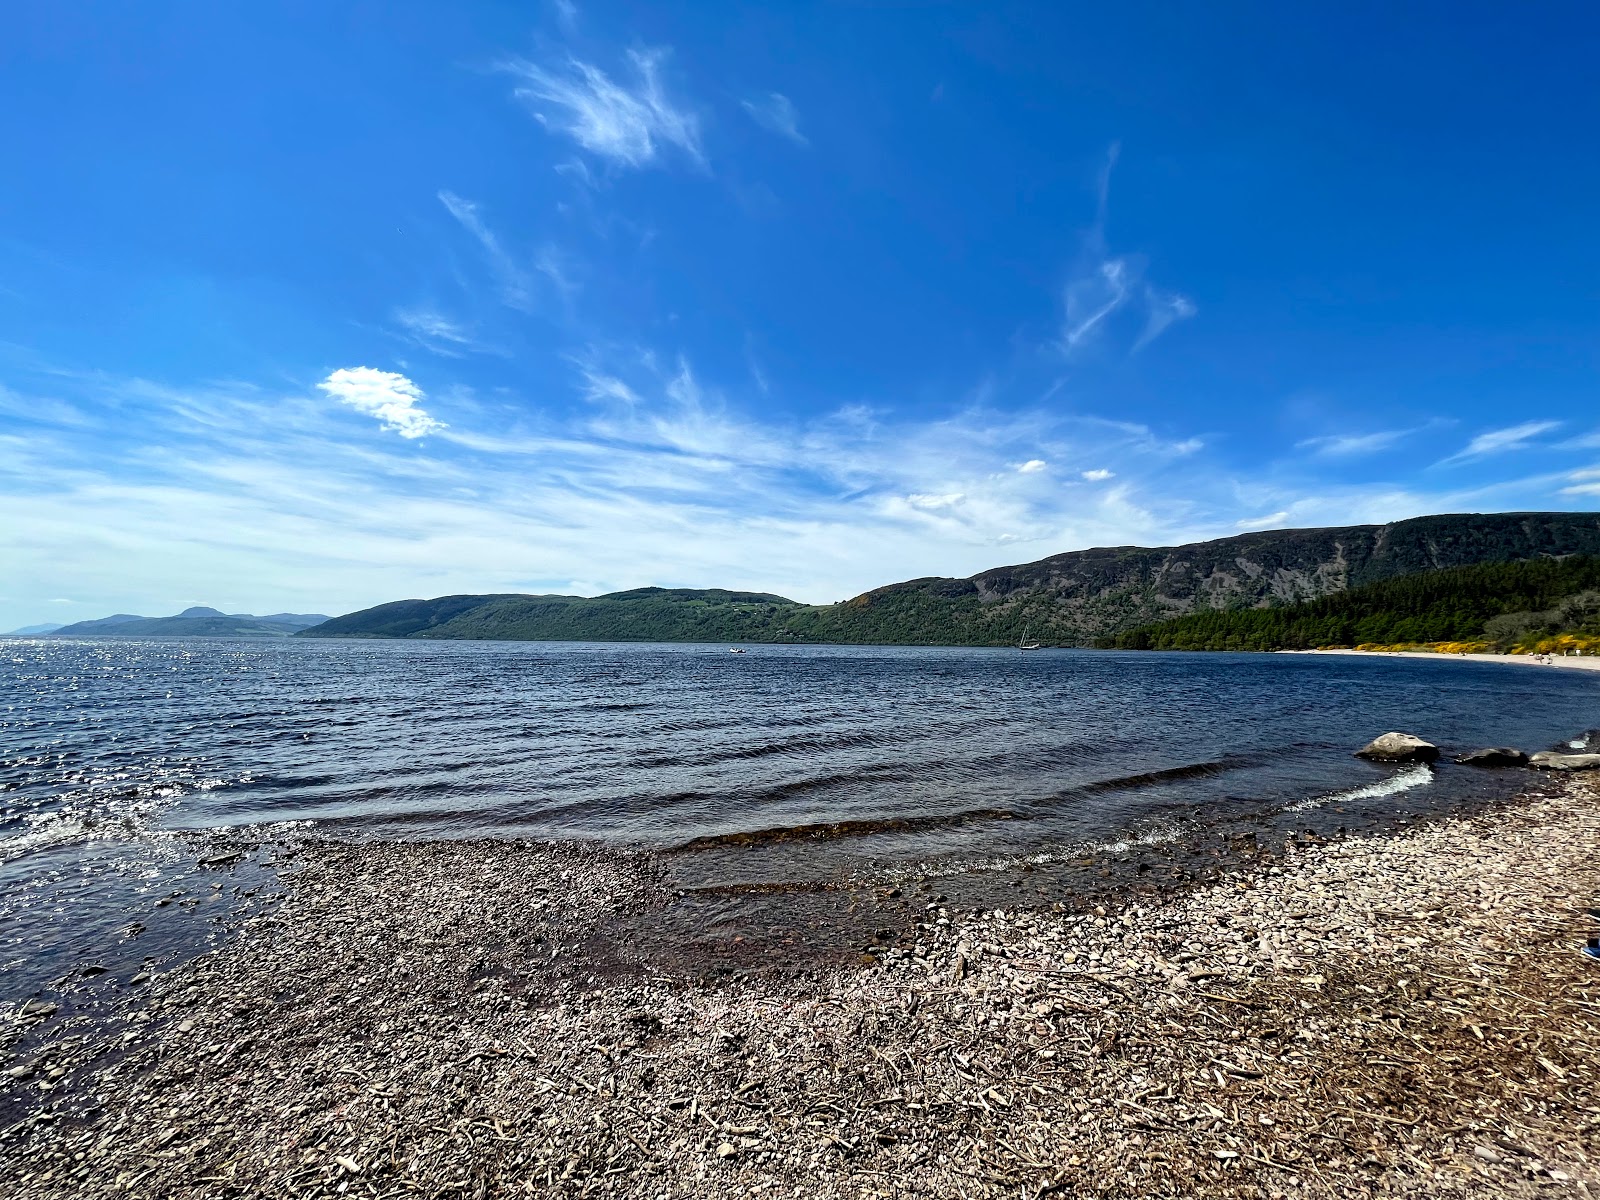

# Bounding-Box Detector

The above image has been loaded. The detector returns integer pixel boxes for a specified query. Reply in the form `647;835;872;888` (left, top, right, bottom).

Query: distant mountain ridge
46;607;331;639
301;511;1600;646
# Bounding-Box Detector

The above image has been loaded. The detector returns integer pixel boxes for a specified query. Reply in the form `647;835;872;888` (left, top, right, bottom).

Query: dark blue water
3;637;1597;994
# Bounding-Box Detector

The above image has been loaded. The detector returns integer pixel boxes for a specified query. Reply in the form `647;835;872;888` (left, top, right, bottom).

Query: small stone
1455;748;1528;767
1473;1146;1501;1163
716;1142;738;1159
1528;751;1600;771
19;1000;58;1018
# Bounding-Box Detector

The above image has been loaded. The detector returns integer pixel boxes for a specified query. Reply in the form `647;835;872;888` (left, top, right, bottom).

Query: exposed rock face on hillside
845;511;1600;644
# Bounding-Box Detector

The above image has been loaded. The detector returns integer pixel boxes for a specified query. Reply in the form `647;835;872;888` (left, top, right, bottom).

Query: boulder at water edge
1528;751;1600;771
1455;747;1529;767
1356;732;1441;763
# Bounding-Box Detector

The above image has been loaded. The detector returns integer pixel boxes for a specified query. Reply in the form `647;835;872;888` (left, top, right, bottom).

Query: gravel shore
4;779;1599;1199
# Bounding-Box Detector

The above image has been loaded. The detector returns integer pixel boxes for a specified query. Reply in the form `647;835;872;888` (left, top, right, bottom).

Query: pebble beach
4;773;1598;1199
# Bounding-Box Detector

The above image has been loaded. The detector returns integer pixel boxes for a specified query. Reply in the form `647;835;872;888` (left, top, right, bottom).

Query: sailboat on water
1018;623;1042;651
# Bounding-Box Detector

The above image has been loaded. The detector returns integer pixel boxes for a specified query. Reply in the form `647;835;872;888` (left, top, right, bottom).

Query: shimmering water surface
3;637;1597;994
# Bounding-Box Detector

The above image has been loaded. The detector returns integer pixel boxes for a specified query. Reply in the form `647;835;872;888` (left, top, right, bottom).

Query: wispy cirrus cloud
316;367;445;439
1560;466;1600;497
1436;419;1562;466
1297;428;1413;458
1236;510;1289;530
498;48;702;169
1060;145;1195;356
741;92;806;145
393;308;485;358
438;191;536;311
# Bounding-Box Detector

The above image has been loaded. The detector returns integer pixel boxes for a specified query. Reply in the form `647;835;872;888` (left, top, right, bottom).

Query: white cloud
1297;429;1412;458
317;368;445;439
499;48;701;169
1437;420;1562;466
741;92;806;145
1016;459;1047;474
437;191;536;312
1082;468;1114;481
1236;511;1289;530
1561;482;1600;496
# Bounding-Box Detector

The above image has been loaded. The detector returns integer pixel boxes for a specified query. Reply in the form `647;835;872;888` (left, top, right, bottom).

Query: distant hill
4;623;64;636
301;511;1600;646
1101;556;1600;651
51;606;332;638
301;589;801;642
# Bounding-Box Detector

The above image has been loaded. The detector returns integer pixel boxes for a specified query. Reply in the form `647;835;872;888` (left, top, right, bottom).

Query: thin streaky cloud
437;191;536;311
741;92;807;145
499;48;702;169
1015;459;1047;474
393;308;483;358
1236;510;1289;530
1061;259;1131;353
1436;419;1562;466
1133;287;1196;351
1296;429;1411;458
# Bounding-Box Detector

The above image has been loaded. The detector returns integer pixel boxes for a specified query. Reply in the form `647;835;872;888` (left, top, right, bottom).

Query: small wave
0;816;90;859
1281;763;1433;813
888;818;1184;882
667;807;1024;853
1050;758;1248;801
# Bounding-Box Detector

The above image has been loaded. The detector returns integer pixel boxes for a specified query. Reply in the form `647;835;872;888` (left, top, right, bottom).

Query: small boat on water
729;647;747;654
1018;624;1042;651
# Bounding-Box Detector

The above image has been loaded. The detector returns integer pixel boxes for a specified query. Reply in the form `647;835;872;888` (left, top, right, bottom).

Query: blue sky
3;2;1598;628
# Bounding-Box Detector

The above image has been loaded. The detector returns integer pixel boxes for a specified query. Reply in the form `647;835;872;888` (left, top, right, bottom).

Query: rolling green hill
1100;556;1600;651
300;510;1600;645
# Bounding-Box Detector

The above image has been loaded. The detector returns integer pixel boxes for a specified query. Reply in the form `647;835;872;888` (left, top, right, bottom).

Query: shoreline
1287;647;1600;673
4;780;1598;1197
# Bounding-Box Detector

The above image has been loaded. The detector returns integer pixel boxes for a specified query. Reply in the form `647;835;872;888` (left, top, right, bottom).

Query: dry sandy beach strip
1288;648;1600;673
4;779;1600;1199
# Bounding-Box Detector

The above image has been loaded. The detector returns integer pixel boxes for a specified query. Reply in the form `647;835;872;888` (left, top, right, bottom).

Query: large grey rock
1355;732;1440;763
1528;751;1600;771
1455;747;1529;767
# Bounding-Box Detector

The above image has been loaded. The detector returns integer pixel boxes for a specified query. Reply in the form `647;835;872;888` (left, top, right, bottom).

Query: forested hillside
1102;557;1600;651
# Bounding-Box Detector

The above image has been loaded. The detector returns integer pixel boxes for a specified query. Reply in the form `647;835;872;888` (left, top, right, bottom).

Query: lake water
3;637;1597;995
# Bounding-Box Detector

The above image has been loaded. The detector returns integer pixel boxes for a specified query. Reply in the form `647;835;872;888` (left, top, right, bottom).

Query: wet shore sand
4;778;1599;1199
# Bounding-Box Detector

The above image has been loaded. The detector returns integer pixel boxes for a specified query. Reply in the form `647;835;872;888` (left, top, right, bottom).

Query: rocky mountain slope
300;511;1600;646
